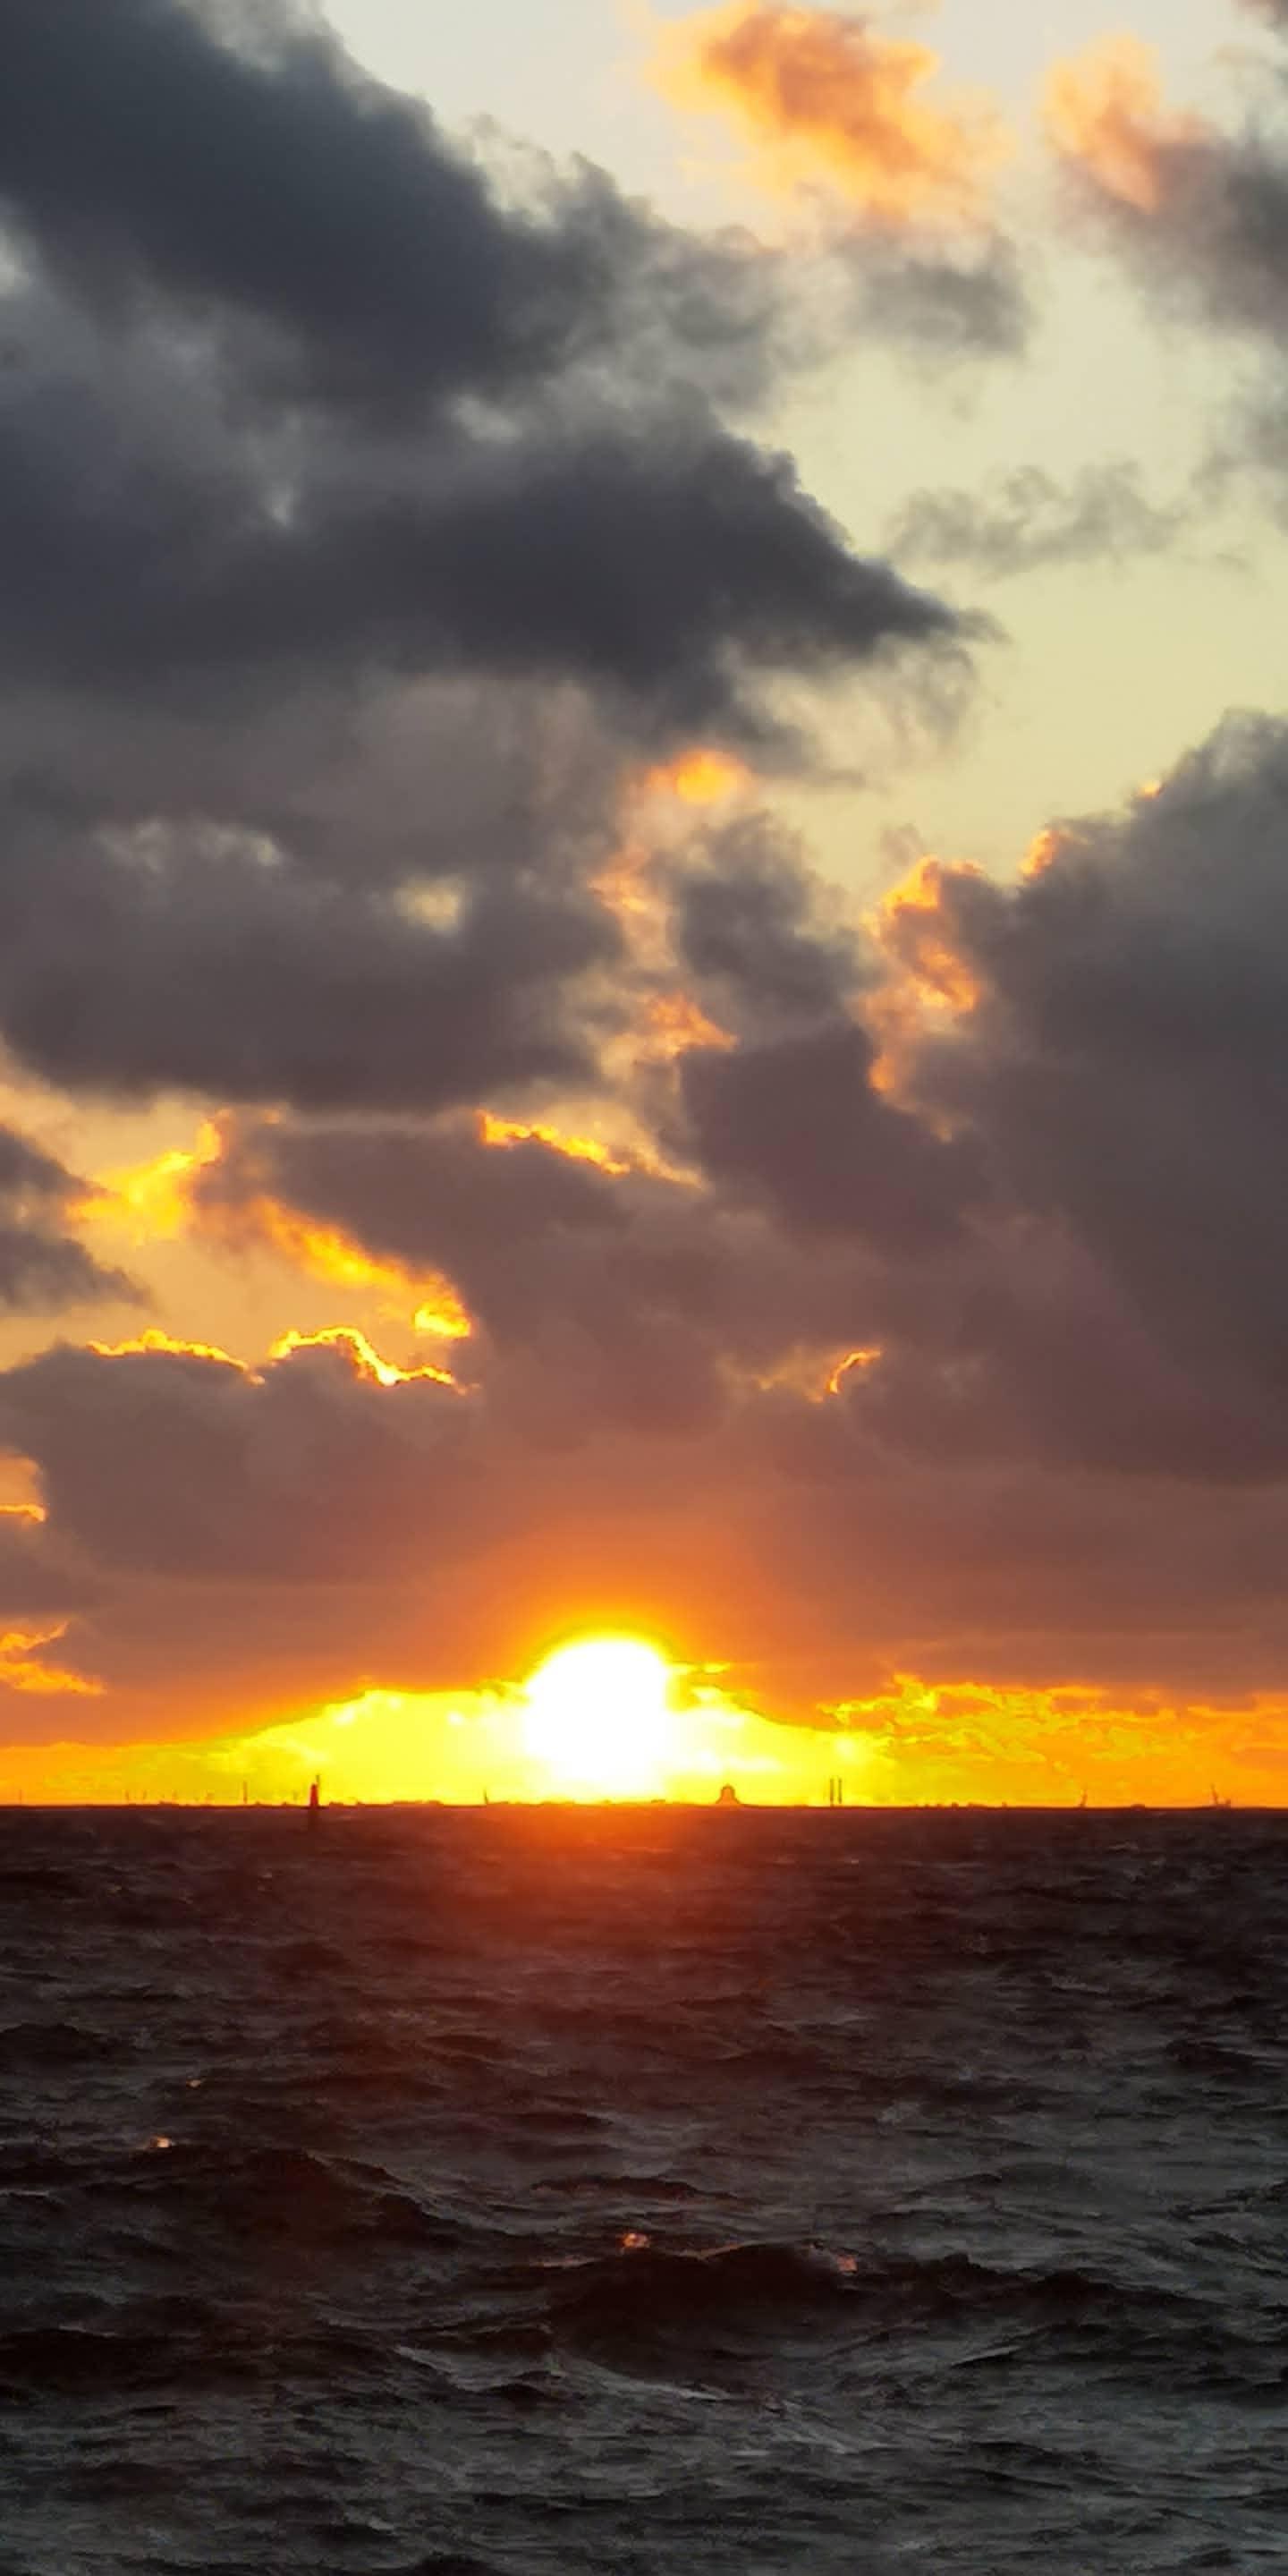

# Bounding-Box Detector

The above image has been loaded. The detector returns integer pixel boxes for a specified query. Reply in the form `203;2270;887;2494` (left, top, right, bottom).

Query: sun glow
521;1636;676;1798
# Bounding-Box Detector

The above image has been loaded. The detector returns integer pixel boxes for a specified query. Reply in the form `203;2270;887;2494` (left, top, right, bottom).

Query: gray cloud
193;1107;886;1438
667;813;862;1035
0;1331;469;1586
1049;45;1288;385
0;0;970;756
9;713;1288;1729
0;1330;779;1730
0;1125;138;1314
0;1507;91;1623
846;236;1031;361
0;795;620;1109
0;0;1030;427
0;0;977;1135
877;715;1288;1453
0;32;969;1128
8;0;1288;1747
680;1019;980;1250
886;462;1191;582
0;0;775;419
185;720;1288;1489
0;295;959;741
0;663;628;899
823;1223;1288;1486
0;0;977;1180
8;1321;1288;1739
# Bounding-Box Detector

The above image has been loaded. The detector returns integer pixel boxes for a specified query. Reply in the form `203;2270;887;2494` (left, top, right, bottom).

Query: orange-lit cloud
826;1346;881;1397
1021;824;1072;880
82;1118;473;1342
827;1677;1280;1811
871;854;984;1014
411;1298;472;1342
479;1112;629;1176
591;838;659;940
89;1328;238;1365
85;1322;463;1395
643;747;750;808
591;747;750;976
637;991;737;1062
229;1198;472;1337
655;2;1009;228
267;1326;458;1390
82;1119;225;1242
482;1104;697;1198
0;1626;102;1699
1045;36;1204;213
859;853;987;1099
589;750;749;1073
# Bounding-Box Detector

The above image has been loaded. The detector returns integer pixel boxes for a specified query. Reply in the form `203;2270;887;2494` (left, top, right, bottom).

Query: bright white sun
521;1636;675;1797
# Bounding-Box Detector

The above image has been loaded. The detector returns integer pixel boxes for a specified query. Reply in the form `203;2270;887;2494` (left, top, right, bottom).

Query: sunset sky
4;0;1288;1805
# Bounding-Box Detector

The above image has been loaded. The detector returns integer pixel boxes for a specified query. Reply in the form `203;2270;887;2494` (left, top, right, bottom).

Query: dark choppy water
3;1807;1288;2573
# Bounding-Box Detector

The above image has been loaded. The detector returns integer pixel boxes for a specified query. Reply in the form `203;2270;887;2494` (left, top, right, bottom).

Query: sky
4;0;1288;1805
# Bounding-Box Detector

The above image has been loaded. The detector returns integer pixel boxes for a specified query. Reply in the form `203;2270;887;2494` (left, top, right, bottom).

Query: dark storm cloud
818;1225;1288;1486
0;1509;90;1621
741;1391;1288;1701
877;715;1288;1456
21;0;1288;1738
655;814;985;1258
0;296;960;739
0;0;972;772
194;1109;887;1438
668;815;862;1033
0;0;1032;414
886;462;1190;581
190;725;1288;1492
680;1020;979;1249
0;1126;137;1314
14;686;1288;1718
12;687;1288;1726
0;1331;469;1586
639;710;1288;1492
0;651;629;900
199;1085;1250;1484
4;705;1288;1733
0;799;619;1109
0;1331;785;1730
199;1111;628;1279
0;0;775;416
0;3;977;1178
10;1320;1288;1737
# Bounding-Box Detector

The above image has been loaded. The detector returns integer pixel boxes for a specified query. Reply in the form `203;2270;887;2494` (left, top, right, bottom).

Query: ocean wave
0;2325;170;2397
0;2019;117;2069
541;2238;859;2367
4;1806;1288;2572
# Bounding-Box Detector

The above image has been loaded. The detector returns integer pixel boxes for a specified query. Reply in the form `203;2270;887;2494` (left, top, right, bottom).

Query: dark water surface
3;1806;1287;2573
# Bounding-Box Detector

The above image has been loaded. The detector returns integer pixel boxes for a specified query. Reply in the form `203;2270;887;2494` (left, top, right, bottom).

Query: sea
2;1805;1287;2575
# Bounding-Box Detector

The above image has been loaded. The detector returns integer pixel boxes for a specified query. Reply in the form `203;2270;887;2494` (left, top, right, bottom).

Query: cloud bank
0;1;1287;1793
